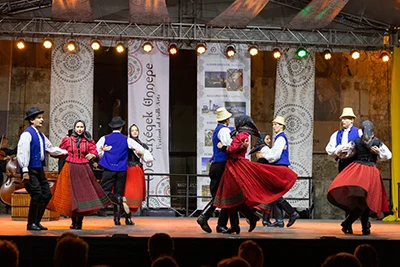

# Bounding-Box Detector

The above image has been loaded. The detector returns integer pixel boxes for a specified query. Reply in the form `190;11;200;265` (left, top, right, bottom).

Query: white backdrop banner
197;43;251;210
275;47;315;209
49;38;94;172
127;40;170;208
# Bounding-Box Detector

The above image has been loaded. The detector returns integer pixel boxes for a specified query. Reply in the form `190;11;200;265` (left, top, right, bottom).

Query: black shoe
287;212;300;227
269;220;284;228
362;221;371;235
222;226;240;234
197;215;212;233
125;217;135;225
27;223;41;231
216;225;228;233
70;223;77;229
248;217;258;233
37;223;48;230
341;222;353;234
262;220;272;227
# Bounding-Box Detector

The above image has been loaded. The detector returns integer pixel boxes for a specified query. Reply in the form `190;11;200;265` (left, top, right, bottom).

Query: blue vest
25;126;46;168
212;124;228;163
336;126;359;146
274;132;290;166
99;132;128;171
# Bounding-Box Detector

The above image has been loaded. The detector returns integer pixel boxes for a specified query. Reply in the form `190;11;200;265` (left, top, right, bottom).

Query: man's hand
85;153;96;160
136;149;144;157
22;172;29;182
217;142;223;149
102;145;112;152
370;146;380;155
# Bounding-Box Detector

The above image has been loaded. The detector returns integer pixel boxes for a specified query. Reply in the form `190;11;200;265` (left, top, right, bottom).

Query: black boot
277;198;300;227
216;208;228;233
223;212;240;234
125;212;135;225
70;217;77;229
196;200;216;233
269;203;284;228
76;216;83;230
360;208;371;235
113;204;121;226
262;212;272;227
36;203;49;230
341;208;362;234
27;202;41;231
239;205;259;232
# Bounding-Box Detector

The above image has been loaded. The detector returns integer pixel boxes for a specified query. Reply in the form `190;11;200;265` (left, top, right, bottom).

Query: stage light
16;39;25;50
272;48;282;59
196;43;207;55
296;47;308;58
380;50;390;62
323;49;332;60
66;40;76;52
43;38;53;49
90;40;101;51
248;45;259;56
350;49;360;60
168;43;178;55
142;41;153;53
225;45;236;58
116;42;125;53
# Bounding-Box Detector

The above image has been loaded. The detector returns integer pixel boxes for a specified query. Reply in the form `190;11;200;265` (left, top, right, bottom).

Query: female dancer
327;120;391;235
122;124;153;225
47;120;111;229
214;115;298;234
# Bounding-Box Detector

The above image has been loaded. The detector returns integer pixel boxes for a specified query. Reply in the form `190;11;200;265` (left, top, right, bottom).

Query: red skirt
47;162;111;216
327;162;389;216
214;158;298;209
123;165;146;212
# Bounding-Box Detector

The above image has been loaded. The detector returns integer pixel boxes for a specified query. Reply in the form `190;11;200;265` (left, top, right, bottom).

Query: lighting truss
0;17;392;48
0;0;51;15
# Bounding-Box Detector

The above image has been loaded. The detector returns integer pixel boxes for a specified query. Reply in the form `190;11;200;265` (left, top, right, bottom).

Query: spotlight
272;48;282;59
350;49;360;60
168;43;178;55
66;40;76;52
43;38;53;49
90;40;101;51
16;39;25;50
323;49;332;60
225;45;236;58
116;42;125;53
196;43;207;55
248;45;259;56
296;47;308;59
380;50;390;62
142;41;153;53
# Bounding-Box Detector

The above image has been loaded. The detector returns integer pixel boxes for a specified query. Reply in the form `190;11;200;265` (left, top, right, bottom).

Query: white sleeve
17;132;32;173
44;135;68;156
325;131;341;157
378;143;392;161
127;138;154;164
260;136;286;163
96;136;106;158
217;127;232;146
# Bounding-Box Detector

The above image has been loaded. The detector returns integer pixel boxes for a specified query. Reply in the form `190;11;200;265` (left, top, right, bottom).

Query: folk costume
327;120;391;235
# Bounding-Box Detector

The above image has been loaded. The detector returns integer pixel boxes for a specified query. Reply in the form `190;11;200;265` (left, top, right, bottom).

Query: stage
0;215;399;266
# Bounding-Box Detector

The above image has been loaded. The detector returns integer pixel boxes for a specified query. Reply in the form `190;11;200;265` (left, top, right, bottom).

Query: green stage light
296;47;308;58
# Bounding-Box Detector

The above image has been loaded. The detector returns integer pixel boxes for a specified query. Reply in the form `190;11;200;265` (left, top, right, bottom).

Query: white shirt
17;126;68;173
325;126;362;158
259;134;286;163
345;141;392;161
217;126;232;146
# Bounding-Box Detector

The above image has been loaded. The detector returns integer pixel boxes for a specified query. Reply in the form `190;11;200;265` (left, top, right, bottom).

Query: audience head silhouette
148;233;174;262
354;244;379;267
0;240;19;267
321;252;362;267
151;255;179;267
217;256;251;267
238;240;264;267
54;232;89;267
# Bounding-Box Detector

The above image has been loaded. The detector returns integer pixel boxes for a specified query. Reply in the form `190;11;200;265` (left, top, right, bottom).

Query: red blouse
60;136;98;164
227;131;249;159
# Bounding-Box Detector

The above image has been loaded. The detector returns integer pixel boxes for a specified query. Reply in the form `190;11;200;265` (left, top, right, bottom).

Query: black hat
25;106;44;120
108;116;125;128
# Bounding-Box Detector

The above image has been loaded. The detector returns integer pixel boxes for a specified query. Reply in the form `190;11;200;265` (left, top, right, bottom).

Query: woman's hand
217;142;223;149
102;145;112;152
85;153;96;160
256;151;263;159
370;146;380;154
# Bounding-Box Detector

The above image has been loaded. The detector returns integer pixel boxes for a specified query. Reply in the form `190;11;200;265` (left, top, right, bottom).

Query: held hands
85;153;96;160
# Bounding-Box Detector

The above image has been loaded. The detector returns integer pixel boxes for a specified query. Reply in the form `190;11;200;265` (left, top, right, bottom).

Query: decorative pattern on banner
52;0;93;21
208;0;270;28
49;38;94;171
285;0;349;30
127;40;170;208
275;47;315;209
129;0;170;24
197;43;251;210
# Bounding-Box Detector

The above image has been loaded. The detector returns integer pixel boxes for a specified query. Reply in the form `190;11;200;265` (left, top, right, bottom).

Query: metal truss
0;17;390;48
0;0;51;15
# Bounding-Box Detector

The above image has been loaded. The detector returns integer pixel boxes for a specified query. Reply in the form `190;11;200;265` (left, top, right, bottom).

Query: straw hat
216;107;232;121
272;116;285;126
339;107;356;119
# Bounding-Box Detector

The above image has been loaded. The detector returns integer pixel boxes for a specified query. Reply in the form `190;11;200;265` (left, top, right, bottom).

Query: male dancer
196;107;231;233
257;116;300;228
96;116;150;226
17;107;67;231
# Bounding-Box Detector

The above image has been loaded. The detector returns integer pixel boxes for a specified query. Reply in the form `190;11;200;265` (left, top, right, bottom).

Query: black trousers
100;169;127;199
209;161;226;197
25;167;52;205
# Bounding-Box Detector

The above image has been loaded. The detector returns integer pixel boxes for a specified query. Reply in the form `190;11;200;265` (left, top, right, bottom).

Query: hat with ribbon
215;107;232;122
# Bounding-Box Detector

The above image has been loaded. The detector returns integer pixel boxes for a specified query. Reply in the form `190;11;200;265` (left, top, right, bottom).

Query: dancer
197;107;231;233
96;116;152;226
47;120;111;230
17;106;68;231
327;120;391;235
123;124;153;225
256;116;300;228
215;115;298;234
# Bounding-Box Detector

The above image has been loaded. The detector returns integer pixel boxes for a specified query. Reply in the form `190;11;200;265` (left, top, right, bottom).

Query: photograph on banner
226;69;244;91
205;71;227;88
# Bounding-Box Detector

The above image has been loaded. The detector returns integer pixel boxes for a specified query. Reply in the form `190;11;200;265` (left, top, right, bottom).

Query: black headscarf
361;120;375;148
129;124;149;150
249;133;269;155
72;120;91;148
232;115;260;138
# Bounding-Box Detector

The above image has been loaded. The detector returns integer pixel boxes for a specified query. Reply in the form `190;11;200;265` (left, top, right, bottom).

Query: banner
127;40;170;208
197;43;251;210
274;47;315;209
